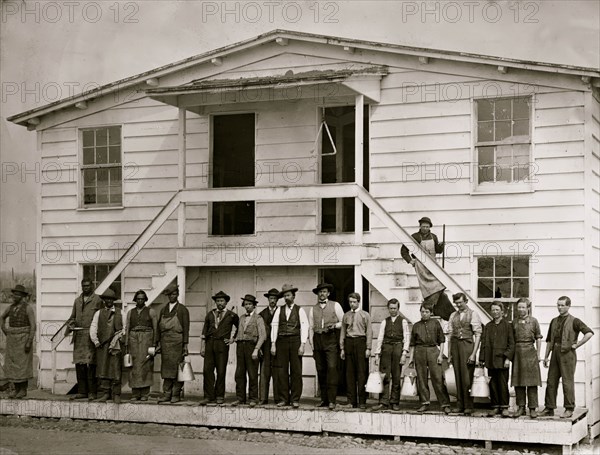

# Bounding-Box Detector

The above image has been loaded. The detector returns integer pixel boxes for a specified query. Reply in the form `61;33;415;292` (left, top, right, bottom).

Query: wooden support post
177;266;186;306
354;94;364;245
394;435;401;442
178;106;187;248
562;444;572;455
335;117;344;233
484;441;492;450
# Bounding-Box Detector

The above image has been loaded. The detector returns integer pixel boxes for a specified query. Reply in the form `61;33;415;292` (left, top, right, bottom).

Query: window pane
513;278;529;297
110;189;122;205
512;256;529;276
478;257;493;276
96;129;108;146
479;166;495;183
96;147;108;164
496;145;512;167
495;99;511;120
98;168;108;186
109;146;121;164
83;130;95;147
513;144;530;164
84;187;96;205
513;119;529;137
96;187;109;204
478;278;494;298
496;166;511;182
478;146;494;166
496;256;511;277
83;147;95;165
108;126;121;145
513;97;530;119
109;167;121;185
477;121;494;142
495;278;511;298
478;100;494;121
83;169;96;186
495;120;511;141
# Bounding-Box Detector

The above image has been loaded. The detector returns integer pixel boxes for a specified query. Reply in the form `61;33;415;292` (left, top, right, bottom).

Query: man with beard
125;290;158;401
259;288;280;404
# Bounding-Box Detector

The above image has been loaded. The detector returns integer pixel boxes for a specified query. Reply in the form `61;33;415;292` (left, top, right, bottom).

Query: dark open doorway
211;113;255;235
320;105;370;233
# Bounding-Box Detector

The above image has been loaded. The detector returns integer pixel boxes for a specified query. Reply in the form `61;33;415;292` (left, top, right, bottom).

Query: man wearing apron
157;283;190;404
1;285;35;399
65;279;104;401
126;289;158;401
400;217;454;320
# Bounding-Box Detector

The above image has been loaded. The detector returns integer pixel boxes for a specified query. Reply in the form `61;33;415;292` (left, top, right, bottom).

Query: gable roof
8;29;600;128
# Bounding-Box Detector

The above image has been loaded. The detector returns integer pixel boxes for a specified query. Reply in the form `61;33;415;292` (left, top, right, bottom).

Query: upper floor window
81;126;122;207
82;262;122;308
477;255;530;321
476;97;531;185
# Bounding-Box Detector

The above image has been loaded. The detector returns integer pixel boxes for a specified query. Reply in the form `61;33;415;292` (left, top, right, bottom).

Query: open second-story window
477;255;530;321
81;126;122;207
476;97;531;186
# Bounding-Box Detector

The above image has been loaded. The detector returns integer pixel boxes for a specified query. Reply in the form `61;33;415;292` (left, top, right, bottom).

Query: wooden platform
0;396;589;454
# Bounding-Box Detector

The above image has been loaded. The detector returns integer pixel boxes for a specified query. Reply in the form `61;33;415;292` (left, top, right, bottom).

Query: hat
241;294;258;305
212;290;231;302
278;284;298;298
11;284;30;296
312;283;333;295
264;288;280;299
133;289;148;302
418;217;433;227
101;288;117;300
164;283;179;295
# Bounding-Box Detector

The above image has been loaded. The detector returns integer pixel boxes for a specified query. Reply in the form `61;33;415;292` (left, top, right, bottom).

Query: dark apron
73;328;96;364
5;326;33;381
129;329;154;388
511;344;542;387
159;313;183;379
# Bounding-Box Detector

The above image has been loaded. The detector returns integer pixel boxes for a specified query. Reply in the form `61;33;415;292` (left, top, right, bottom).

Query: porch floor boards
0;390;589;454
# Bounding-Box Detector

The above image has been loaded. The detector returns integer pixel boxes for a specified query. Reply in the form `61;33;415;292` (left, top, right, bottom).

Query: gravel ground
1;415;598;455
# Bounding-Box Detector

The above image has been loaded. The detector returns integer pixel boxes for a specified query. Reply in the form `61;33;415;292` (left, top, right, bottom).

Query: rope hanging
314;107;337;156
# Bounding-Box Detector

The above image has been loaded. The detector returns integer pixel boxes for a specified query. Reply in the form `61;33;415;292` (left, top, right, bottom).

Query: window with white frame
82;263;122;308
81;126;122;206
477;256;529;321
476;97;532;185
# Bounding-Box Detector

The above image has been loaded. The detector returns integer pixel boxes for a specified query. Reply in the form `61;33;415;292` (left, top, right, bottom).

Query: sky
1;0;599;273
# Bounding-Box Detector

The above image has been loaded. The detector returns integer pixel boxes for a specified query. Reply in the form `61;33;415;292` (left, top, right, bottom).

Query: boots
14;382;27;399
513;406;525;418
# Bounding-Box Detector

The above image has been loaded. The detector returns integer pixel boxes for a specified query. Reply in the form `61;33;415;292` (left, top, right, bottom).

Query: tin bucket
178;361;195;382
365;371;384;394
401;370;418;397
444;365;457;397
470;367;490;398
123;353;133;368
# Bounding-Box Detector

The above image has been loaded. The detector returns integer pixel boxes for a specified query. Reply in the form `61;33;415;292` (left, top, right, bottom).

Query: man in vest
199;290;239;405
125;289;158;402
259;288;280;404
372;298;410;411
157;283;190;404
340;292;372;409
65;279;104;401
541;296;594;418
447;292;482;415
90;288;124;403
270;284;309;408
1;285;35;399
309;283;344;410
233;294;267;407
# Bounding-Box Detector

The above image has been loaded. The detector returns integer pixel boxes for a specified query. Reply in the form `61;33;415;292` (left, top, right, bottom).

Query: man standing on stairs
90;289;124;403
157;283;190;404
1;285;35;399
309;283;344;410
65;279;104;401
447;292;482;416
199;291;239;405
400;217;455;320
372;298;410;411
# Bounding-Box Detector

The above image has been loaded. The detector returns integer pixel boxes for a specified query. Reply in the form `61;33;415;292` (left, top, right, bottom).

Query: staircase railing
356;185;489;321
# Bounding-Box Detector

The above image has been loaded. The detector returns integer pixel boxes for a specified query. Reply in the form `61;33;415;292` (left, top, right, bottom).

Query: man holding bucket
157;283;190;404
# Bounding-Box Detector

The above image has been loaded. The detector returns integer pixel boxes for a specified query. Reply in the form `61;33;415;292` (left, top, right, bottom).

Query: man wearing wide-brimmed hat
270;284;309;408
309;283;344;410
199;290;239;405
65;278;104;400
90;288;124;403
157;283;190;404
400;216;455;321
233;294;267;407
125;289;158;402
259;288;281;404
1;284;35;399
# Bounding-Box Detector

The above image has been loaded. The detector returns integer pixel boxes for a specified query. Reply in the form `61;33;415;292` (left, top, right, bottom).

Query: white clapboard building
8;30;600;437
